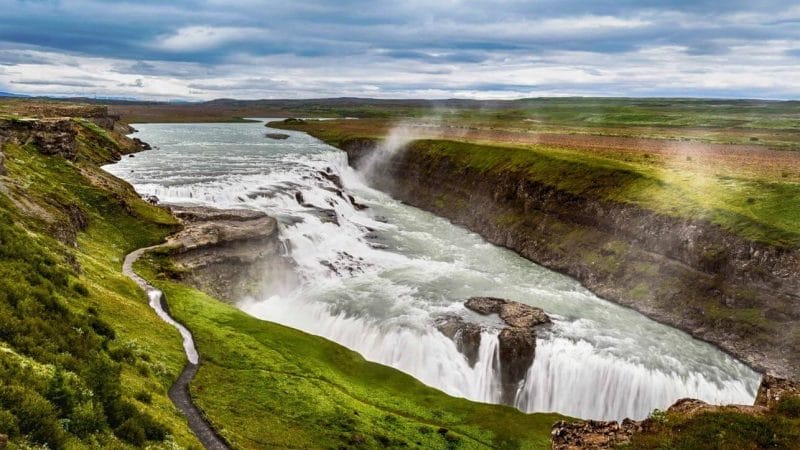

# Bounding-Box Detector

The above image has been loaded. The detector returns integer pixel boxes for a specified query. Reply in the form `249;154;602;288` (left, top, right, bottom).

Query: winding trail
123;246;230;450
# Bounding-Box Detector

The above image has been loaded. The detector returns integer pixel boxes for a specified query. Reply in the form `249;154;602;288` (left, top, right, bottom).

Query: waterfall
106;121;762;422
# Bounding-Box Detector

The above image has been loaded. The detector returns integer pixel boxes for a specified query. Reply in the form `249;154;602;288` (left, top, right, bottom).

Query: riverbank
270;118;800;381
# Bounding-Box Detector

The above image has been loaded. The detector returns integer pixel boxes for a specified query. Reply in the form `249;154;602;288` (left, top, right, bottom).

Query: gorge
105;120;762;423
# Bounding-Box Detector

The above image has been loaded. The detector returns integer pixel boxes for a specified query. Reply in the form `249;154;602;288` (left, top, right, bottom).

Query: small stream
106;120;761;421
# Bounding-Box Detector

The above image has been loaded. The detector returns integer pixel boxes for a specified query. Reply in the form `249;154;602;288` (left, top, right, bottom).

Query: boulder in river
437;297;551;404
265;133;290;140
319;170;344;189
465;297;551;328
435;316;483;366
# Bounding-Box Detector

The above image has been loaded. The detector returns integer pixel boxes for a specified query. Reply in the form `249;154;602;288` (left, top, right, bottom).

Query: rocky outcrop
467;297;550;402
132;137;151;150
466;297;551;328
551;418;644;450
551;397;771;449
6;104;116;130
164;205;292;302
755;375;800;408
336;138;800;379
437;297;551;403
435;315;482;366
551;375;800;449
0;148;5;176
0;118;78;159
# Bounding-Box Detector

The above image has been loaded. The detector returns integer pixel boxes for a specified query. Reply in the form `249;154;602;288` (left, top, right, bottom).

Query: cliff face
161;206;292;303
339;138;800;379
0;118;78;159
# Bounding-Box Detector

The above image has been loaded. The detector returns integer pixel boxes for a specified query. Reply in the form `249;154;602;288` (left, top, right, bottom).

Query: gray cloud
0;0;798;99
11;79;97;88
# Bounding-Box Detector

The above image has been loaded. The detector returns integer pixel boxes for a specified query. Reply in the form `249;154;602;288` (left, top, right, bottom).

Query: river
105;120;760;421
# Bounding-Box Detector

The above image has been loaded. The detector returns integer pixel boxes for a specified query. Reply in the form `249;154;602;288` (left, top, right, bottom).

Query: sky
1;0;799;100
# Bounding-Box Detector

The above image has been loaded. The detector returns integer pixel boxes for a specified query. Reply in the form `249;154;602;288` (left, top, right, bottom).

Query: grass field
100;97;800;150
625;402;800;449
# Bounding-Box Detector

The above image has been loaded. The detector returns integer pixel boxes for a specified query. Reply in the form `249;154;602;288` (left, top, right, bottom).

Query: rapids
105;120;761;421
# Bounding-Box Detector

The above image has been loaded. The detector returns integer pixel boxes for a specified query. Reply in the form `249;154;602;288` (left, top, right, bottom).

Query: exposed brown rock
497;326;536;402
338;139;799;379
551;418;642;450
0;118;77;159
756;374;800;408
669;398;766;416
434;315;483;366
132;137;152;150
466;297;551;328
32;119;78;159
464;297;550;402
437;298;551;403
551;396;772;449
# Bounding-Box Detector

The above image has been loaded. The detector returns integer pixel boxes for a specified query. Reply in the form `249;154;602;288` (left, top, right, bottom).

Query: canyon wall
339;138;800;379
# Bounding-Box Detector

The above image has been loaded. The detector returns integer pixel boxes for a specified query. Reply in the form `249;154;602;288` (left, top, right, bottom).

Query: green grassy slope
136;253;564;450
0;121;200;448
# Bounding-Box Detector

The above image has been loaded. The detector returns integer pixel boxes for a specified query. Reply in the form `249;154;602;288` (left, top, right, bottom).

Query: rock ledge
437;297;551;404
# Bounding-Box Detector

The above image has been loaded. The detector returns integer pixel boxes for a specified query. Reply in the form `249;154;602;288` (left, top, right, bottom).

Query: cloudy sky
1;0;799;100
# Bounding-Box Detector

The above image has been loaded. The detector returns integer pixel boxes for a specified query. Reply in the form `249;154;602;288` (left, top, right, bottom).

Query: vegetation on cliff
626;398;800;449
0;111;199;447
272;119;800;247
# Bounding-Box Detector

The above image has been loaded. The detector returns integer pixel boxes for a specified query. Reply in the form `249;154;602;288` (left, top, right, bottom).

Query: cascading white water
105;120;761;421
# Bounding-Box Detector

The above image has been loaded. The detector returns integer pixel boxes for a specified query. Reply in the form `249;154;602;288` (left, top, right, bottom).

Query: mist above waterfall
107;120;761;421
358;121;421;178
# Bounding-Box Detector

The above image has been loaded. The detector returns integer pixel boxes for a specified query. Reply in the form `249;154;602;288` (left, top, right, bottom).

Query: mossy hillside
136;253;564;450
0;122;199;448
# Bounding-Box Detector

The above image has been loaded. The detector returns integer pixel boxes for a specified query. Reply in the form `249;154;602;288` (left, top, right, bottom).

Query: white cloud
154;26;265;52
1;27;799;100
